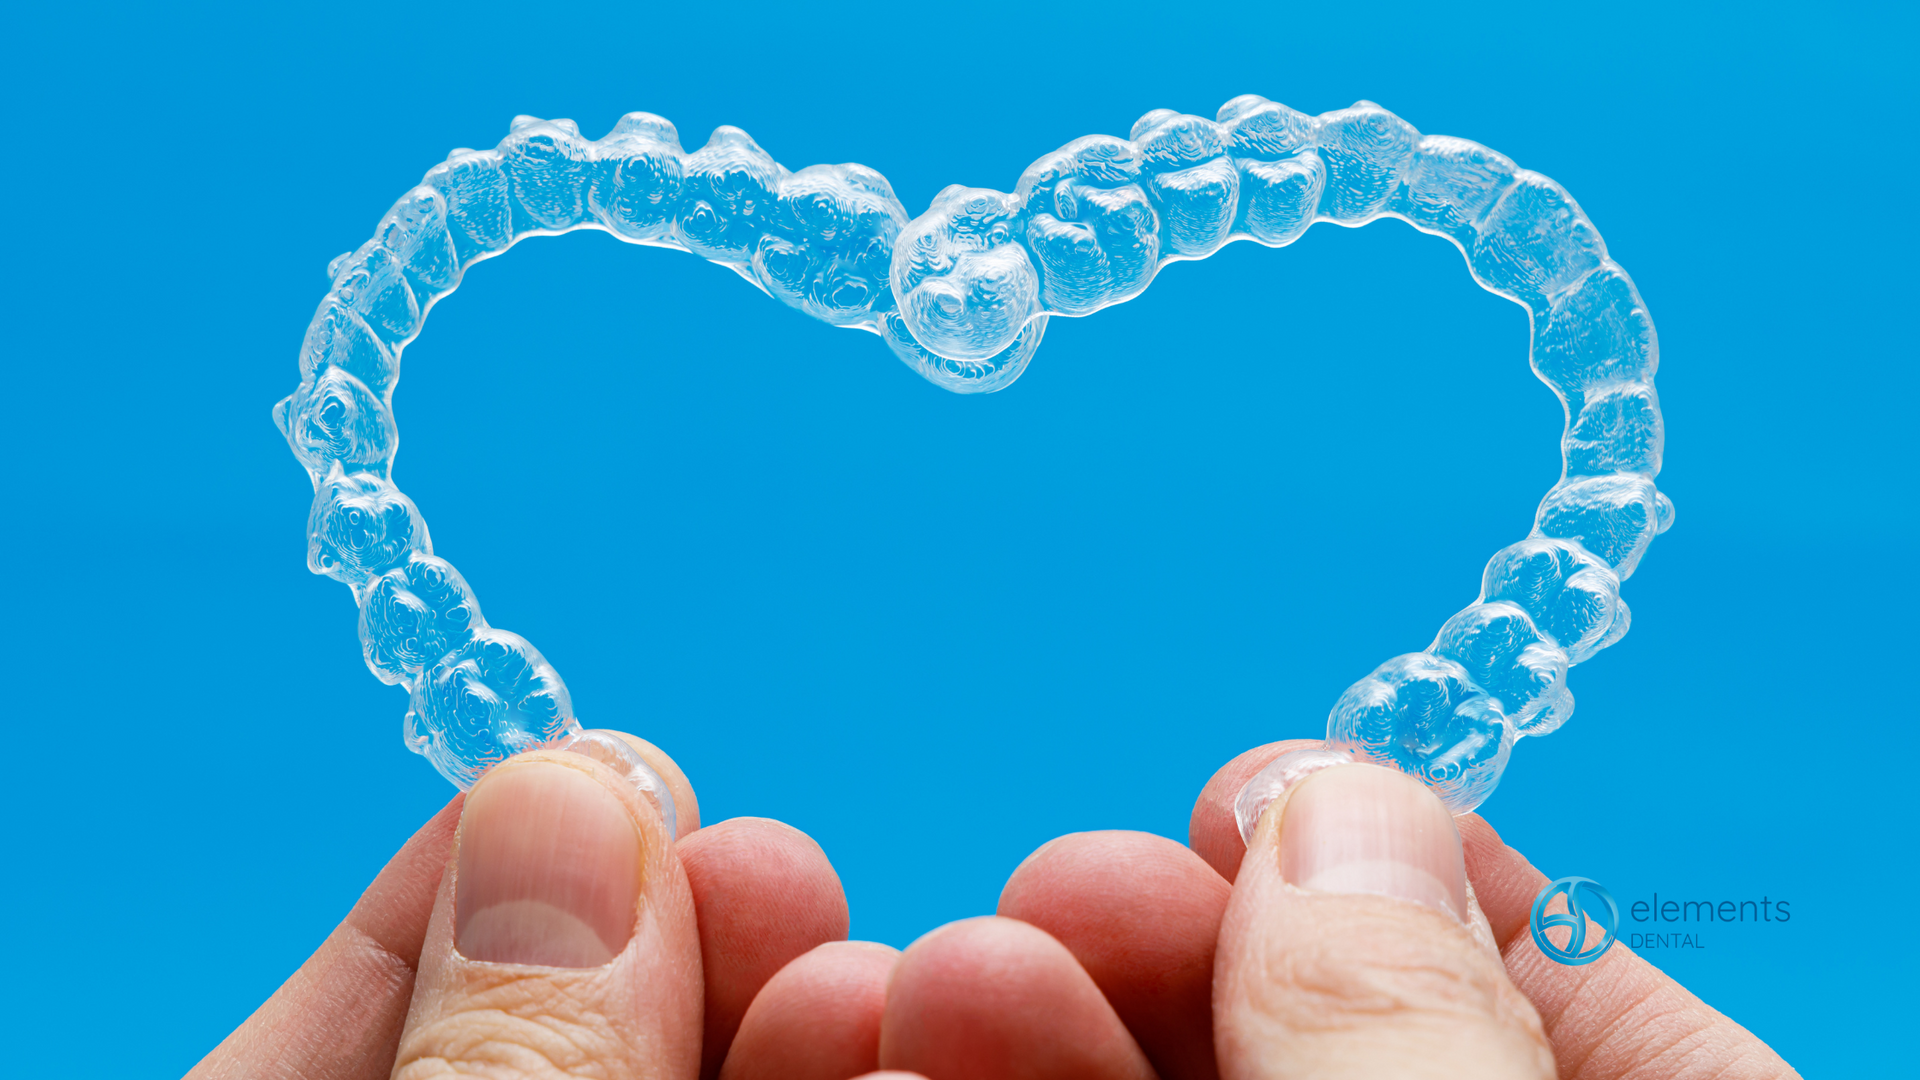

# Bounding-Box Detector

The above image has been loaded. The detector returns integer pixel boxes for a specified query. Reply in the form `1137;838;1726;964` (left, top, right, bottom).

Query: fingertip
881;916;1155;1080
454;758;645;967
679;817;851;1078
601;730;701;838
998;832;1229;969
1189;740;1319;882
1277;763;1468;922
719;941;897;1080
679;817;849;935
998;831;1226;1080
999;833;1070;904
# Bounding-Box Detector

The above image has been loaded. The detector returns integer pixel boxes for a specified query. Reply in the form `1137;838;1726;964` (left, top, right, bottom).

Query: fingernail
455;759;643;967
1277;764;1467;922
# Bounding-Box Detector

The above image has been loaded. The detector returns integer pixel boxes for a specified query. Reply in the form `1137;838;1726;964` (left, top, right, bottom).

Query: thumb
1214;763;1554;1080
392;737;703;1079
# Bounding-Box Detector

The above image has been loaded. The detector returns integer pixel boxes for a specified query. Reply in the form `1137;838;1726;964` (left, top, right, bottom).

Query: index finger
188;792;463;1080
1458;816;1798;1079
1188;740;1320;881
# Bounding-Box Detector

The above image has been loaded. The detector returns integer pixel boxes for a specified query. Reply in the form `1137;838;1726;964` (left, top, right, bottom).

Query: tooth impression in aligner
275;97;1668;822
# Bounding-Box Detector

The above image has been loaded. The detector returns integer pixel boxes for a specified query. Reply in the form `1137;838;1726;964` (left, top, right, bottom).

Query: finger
878;916;1157;1080
188;795;462;1080
1216;763;1554;1080
678;817;851;1079
392;745;704;1076
1188;740;1320;881
718;940;897;1080
1458;815;1799;1079
606;731;702;840
998;830;1228;1080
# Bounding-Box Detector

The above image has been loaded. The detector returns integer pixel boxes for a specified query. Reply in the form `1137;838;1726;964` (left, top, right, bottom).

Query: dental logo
1530;876;1619;966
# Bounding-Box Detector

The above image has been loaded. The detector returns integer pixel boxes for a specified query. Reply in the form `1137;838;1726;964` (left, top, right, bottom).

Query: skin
878;916;1158;1080
189;734;1798;1079
189;735;865;1080
391;749;703;1079
719;942;899;1080
680;818;854;1079
996;831;1228;1080
1183;742;1799;1080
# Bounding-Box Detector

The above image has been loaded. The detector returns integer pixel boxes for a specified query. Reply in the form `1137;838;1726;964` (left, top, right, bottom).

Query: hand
190;734;1802;1079
187;733;893;1079
879;739;1798;1079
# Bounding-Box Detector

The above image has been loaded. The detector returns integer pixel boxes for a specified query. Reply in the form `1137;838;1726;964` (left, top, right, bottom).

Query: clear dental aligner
276;96;1668;830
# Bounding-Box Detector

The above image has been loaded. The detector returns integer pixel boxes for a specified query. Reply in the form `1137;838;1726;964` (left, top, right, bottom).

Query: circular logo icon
1530;876;1619;966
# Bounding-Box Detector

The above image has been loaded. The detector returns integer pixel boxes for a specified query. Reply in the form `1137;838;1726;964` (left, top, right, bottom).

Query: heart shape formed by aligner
274;95;1671;827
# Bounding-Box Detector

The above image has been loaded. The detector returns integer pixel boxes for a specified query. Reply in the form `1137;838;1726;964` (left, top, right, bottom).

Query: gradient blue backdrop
2;1;1910;1074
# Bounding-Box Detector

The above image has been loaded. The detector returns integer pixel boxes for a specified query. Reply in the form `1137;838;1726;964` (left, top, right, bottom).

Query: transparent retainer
277;96;1668;835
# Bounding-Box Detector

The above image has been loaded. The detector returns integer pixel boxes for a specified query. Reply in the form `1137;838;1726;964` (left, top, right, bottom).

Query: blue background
2;1;1910;1074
